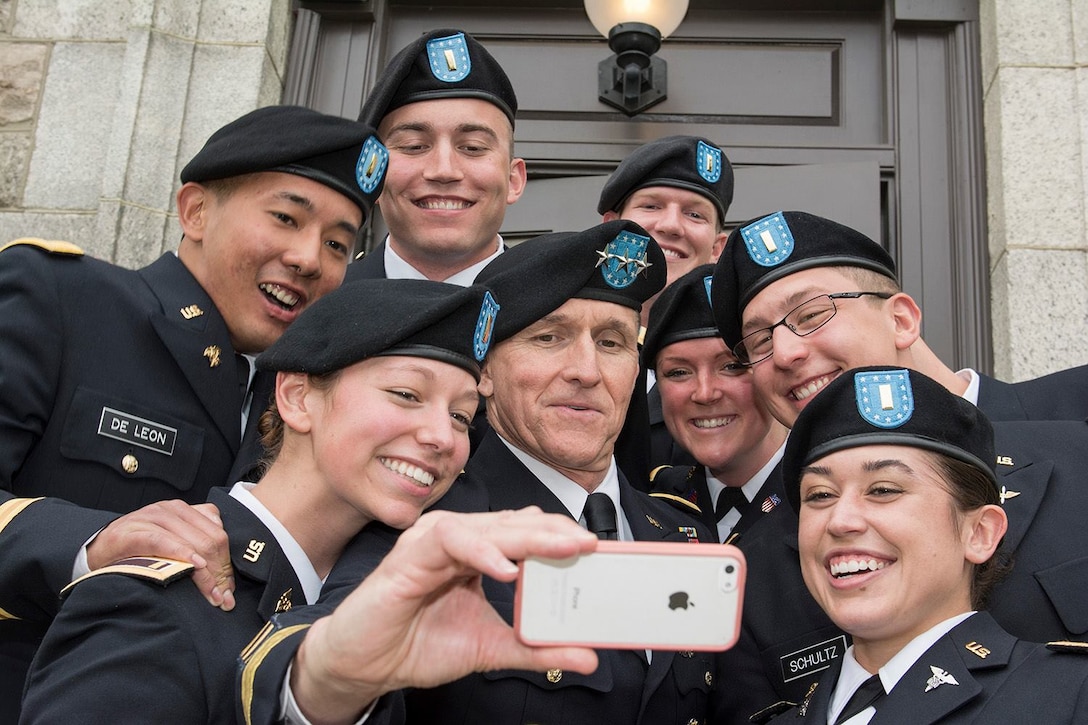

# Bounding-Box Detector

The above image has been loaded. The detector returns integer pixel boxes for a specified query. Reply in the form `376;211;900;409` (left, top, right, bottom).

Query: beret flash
475;220;667;344
781;366;997;512
360;28;517;128
180;105;388;223
641;263;719;370
597;135;734;224
257;279;500;382
711;210;898;348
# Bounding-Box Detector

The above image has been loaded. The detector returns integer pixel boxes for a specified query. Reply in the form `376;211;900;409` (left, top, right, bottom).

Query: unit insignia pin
203;345;222;368
924;666;959;692
999;486;1020;505
645;514;663;529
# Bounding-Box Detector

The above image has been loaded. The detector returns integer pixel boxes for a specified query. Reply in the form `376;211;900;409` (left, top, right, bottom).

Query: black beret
711;211;898;348
597;136;734;224
360;29;517;128
781;366;997;512
475;220;666;343
642;263;718;369
256;279;500;382
180;105;388;223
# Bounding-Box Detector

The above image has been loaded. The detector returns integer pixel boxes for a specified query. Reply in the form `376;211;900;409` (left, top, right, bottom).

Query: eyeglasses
733;291;893;365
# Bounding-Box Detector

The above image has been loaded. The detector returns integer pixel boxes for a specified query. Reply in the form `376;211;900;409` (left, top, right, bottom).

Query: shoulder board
0;237;84;256
649;491;703;515
649;464;673;482
1047;640;1088;655
61;556;194;598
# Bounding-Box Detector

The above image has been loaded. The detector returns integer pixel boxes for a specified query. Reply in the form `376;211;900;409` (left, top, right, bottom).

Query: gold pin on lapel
243;539;266;563
965;641;990;659
645;514;663;530
203;345;221;368
275;588;294;613
999;486;1020;505
997;455;1014;466
180;304;204;319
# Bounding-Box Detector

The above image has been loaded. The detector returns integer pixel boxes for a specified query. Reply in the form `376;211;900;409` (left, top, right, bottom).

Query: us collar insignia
697;140;722;183
356;136;389;194
597;230;652;289
741;211;794;267
924;665;959;692
855;369;914;429
427;32;471;82
180;304;203;319
474;290;500;361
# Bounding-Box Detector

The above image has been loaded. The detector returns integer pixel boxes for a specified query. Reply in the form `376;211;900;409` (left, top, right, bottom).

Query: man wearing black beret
599;135;734;484
238;221;720;725
706;210;1088;723
0;104;386;718
346;28;527;285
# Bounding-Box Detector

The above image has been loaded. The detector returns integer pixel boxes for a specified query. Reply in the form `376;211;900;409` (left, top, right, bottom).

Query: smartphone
514;540;745;651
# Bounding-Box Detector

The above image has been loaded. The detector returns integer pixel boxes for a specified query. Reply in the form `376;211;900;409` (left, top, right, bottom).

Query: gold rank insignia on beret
60;556;195;598
0;237;84;256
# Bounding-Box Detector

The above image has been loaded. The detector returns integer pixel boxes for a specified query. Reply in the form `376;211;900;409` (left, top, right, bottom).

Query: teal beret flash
781;366;997;512
597;136;734;224
641;263;718;370
711;211;898;348
180;105;388;223
474;219;667;344
360;29;517;128
256;279;500;382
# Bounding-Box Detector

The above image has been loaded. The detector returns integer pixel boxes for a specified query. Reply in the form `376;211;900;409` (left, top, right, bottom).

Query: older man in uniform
346;28;525;285
237;220;718;725
706;210;1088;722
0;105;386;719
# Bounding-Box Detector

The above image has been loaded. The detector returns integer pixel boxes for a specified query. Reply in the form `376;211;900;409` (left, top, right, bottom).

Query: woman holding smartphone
21;278;498;722
771;365;1088;724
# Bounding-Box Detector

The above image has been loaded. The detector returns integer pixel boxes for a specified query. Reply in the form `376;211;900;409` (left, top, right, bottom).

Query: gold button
688;719;700;725
704;671;713;687
121;454;138;474
546;668;562;683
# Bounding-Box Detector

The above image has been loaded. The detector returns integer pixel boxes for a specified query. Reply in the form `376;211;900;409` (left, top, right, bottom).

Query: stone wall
0;0;291;264
982;0;1088;379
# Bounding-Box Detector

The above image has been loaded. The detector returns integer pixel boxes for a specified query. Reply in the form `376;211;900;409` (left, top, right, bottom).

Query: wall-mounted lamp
585;0;689;116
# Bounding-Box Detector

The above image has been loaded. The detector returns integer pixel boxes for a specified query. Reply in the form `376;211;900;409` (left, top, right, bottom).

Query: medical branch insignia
855;369;914;429
474;290;500;361
357;136;389;194
598;230;652;289
427;32;471;82
741;212;794;267
697;140;722;183
924;666;959;692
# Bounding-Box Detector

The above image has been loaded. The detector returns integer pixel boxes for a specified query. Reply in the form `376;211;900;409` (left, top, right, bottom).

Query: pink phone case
514;540;746;651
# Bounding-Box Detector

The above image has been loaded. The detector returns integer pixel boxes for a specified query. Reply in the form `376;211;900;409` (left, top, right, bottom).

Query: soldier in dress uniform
346;28;526;285
598;135;735;484
0;105;386;720
641;264;788;543
238;220;718;725
21;277;495;722
763;366;1088;724
706;210;1088;722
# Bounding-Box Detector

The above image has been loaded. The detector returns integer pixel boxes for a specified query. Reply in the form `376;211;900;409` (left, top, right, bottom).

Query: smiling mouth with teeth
260;283;299;310
380;457;435;487
830;558;888;578
693;416;735;429
417;199;471;210
791;375;834;402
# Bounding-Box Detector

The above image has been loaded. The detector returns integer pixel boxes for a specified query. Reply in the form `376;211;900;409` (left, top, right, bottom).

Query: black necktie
834;674;885;725
235;354;251;404
582;492;618;540
715;486;747;521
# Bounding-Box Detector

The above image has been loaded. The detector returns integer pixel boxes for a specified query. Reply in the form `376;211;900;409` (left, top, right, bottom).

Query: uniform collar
383;234;503;285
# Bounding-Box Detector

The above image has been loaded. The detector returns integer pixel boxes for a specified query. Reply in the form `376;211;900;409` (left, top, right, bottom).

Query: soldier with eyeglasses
703;210;1088;724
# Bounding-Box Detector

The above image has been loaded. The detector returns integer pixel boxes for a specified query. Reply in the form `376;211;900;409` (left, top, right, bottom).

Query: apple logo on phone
668;592;693;610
